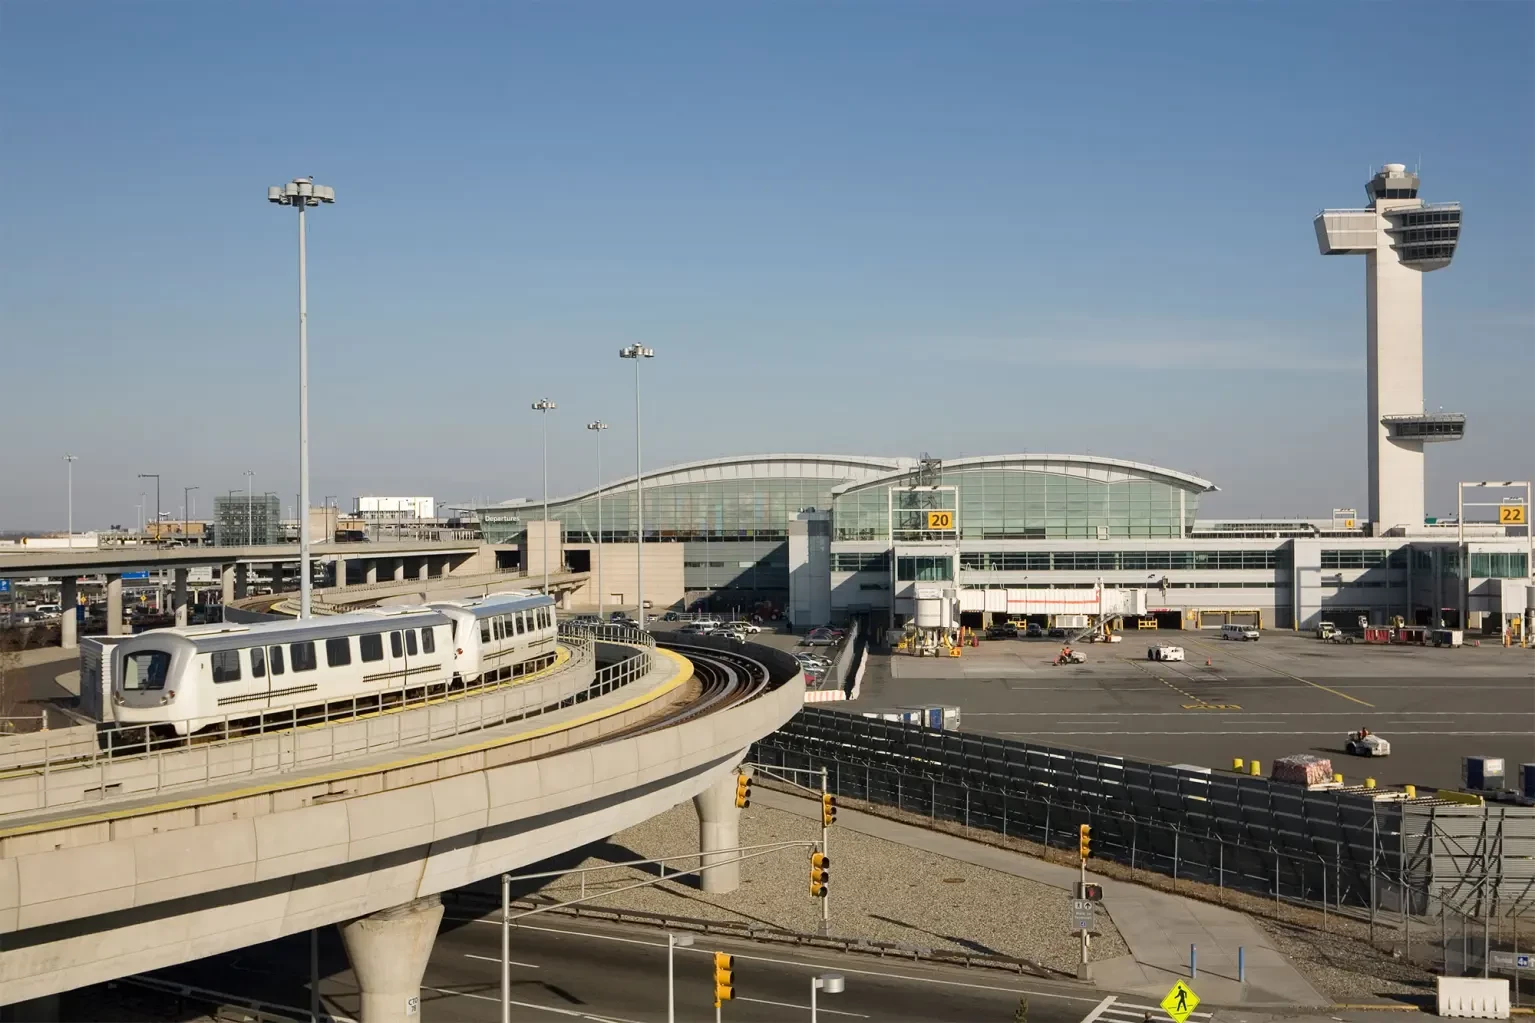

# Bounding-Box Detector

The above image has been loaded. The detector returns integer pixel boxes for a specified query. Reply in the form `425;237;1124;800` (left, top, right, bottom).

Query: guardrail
0;633;666;816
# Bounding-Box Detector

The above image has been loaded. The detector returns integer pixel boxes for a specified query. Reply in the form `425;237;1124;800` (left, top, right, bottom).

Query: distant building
355;496;435;520
213;494;282;546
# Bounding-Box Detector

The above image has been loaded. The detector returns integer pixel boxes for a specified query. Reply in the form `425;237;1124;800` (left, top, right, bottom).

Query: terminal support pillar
221;563;236;604
416;558;429;582
105;574;125;636
692;774;742;894
365;561;379;585
234;563;250;599
59;578;78;650
173;568;189;627
338;894;443;1023
334;558;347;590
392;558;406;583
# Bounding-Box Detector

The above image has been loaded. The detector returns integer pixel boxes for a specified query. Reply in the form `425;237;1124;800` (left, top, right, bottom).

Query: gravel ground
532;801;1128;975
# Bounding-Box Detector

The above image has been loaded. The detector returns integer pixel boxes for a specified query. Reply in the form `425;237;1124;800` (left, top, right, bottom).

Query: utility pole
821;766;831;936
138;474;160;546
64;454;78;545
587;421;608;617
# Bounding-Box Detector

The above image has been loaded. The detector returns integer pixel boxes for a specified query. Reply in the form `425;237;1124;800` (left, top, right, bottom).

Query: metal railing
0;635;665;815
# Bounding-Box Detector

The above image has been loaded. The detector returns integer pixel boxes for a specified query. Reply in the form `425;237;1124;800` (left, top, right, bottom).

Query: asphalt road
846;632;1535;790
143;912;1105;1023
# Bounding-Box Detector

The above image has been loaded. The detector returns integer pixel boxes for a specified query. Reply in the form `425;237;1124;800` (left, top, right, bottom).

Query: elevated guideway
0;625;805;1018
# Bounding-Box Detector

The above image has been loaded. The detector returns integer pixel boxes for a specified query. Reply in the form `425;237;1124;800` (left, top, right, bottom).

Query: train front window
123;650;171;691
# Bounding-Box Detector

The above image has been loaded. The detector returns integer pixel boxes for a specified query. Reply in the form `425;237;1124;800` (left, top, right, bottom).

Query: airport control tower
1315;164;1463;534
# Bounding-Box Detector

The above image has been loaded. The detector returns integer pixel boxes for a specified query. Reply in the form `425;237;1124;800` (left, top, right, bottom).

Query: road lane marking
464;952;540;968
1081;994;1118;1023
1186;646;1375;706
423;984;643;1023
454;917;1103;1003
738;995;868;1017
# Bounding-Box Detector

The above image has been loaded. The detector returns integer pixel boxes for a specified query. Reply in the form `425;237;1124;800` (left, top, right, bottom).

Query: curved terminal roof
488;453;915;509
830;454;1218;497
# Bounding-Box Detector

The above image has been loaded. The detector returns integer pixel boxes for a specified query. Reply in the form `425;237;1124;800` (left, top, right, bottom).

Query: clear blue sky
2;1;1531;529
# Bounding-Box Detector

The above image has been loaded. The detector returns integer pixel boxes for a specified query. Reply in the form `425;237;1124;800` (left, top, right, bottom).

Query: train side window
211;649;241;683
390;631;403;658
479;619;490;643
250;647;266;678
359;634;384;662
291;641;318;672
326;637;351;667
268;646;286;676
406;630;418;656
421;627;436;654
495;617;505;640
515;613;526;636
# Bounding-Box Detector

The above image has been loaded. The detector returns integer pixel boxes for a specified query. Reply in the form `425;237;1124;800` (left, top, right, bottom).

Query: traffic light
712;952;734;1006
1078;823;1092;860
820;792;838;827
734;774;752;809
809;851;831;897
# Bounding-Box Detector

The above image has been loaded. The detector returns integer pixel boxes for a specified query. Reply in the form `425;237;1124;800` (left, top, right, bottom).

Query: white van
1221;624;1260;641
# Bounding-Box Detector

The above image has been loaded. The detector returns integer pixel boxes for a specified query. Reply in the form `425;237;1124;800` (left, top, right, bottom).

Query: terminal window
1470;552;1528;578
897;556;953;582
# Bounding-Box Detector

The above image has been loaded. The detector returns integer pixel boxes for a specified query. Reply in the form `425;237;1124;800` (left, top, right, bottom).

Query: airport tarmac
843;631;1535;791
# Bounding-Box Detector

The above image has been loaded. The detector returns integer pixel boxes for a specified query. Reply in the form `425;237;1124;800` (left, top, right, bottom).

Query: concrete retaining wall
0;726;98;773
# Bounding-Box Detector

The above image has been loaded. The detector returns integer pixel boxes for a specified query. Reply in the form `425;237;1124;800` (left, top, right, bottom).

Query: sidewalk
752;787;1327;1009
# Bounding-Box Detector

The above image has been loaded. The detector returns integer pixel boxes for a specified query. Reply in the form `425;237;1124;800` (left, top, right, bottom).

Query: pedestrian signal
1078;824;1092;860
734;774;752;809
809;851;830;897
713;952;734;1006
821;793;838;827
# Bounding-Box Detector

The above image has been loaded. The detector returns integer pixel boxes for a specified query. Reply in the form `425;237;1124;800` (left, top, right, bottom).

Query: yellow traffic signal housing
821;793;838;827
1078;823;1092;860
713;952;734;1005
734;774;752;809
809;851;830;897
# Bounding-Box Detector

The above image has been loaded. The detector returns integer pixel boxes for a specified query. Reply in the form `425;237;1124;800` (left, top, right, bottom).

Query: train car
429;590;558;685
112;607;455;736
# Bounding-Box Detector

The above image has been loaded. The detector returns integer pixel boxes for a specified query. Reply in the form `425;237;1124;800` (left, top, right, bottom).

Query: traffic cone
1205;658;1212;667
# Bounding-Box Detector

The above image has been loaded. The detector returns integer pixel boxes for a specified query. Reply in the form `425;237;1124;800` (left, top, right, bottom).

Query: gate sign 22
1499;504;1526;525
925;511;954;530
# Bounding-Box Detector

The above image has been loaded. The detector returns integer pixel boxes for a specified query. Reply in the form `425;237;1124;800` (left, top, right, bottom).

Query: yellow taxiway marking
1181;639;1375;708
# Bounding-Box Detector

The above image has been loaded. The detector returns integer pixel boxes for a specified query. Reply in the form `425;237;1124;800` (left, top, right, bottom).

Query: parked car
802;628;838;647
1026;623;1044;638
1221;624;1260;642
662;611;680;622
795;653;832;671
727;620;762;634
1047;627;1067;639
985;623;1018;639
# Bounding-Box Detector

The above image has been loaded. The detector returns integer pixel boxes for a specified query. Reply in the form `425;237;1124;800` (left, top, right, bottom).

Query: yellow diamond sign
1161;980;1200;1023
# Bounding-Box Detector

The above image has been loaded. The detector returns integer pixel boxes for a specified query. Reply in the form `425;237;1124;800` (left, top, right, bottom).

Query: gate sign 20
925;511;955;530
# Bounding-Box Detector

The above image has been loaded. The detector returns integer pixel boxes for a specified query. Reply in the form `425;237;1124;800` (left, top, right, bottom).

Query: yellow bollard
1249;760;1261;776
1365;777;1376;789
1406;784;1417;799
1233;758;1244;771
1334;772;1344;784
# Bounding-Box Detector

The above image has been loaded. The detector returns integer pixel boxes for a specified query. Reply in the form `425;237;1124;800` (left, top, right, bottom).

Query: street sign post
1071;899;1095;931
1161;980;1200;1023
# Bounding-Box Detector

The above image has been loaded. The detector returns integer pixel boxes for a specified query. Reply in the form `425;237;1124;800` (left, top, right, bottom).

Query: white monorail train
111;591;558;735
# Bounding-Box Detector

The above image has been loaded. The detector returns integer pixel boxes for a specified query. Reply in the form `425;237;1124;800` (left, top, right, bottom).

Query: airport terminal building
471;451;1532;635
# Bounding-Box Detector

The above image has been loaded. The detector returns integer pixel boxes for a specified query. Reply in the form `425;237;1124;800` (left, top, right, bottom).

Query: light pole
183;486;198;543
64;454;77;545
618;344;654;627
244;471;255;546
138;474;160;546
666;932;693;1023
267;175;335;620
811;973;845;1022
587;421;608;617
531;399;557;593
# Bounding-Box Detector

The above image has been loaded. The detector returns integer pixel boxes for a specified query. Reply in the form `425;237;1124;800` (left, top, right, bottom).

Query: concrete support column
365;561;379;585
692;773;742;894
392;558;406;583
221;563;236;604
338;895;444;1023
234;563;250;599
416;557;429;582
105;574;125;636
334;559;347;590
173;568;190;627
59;578;78;650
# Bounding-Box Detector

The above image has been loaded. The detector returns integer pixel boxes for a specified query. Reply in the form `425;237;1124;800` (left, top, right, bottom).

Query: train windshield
122;650;172;691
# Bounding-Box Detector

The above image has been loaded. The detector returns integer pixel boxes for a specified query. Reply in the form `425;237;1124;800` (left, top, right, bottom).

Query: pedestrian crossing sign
1160;980;1200;1023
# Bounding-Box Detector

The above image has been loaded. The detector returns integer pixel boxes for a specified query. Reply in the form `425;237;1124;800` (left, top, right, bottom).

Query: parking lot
843;630;1535;790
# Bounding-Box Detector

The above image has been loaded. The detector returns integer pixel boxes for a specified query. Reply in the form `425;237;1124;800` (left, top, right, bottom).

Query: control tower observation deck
1314;164;1463;534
